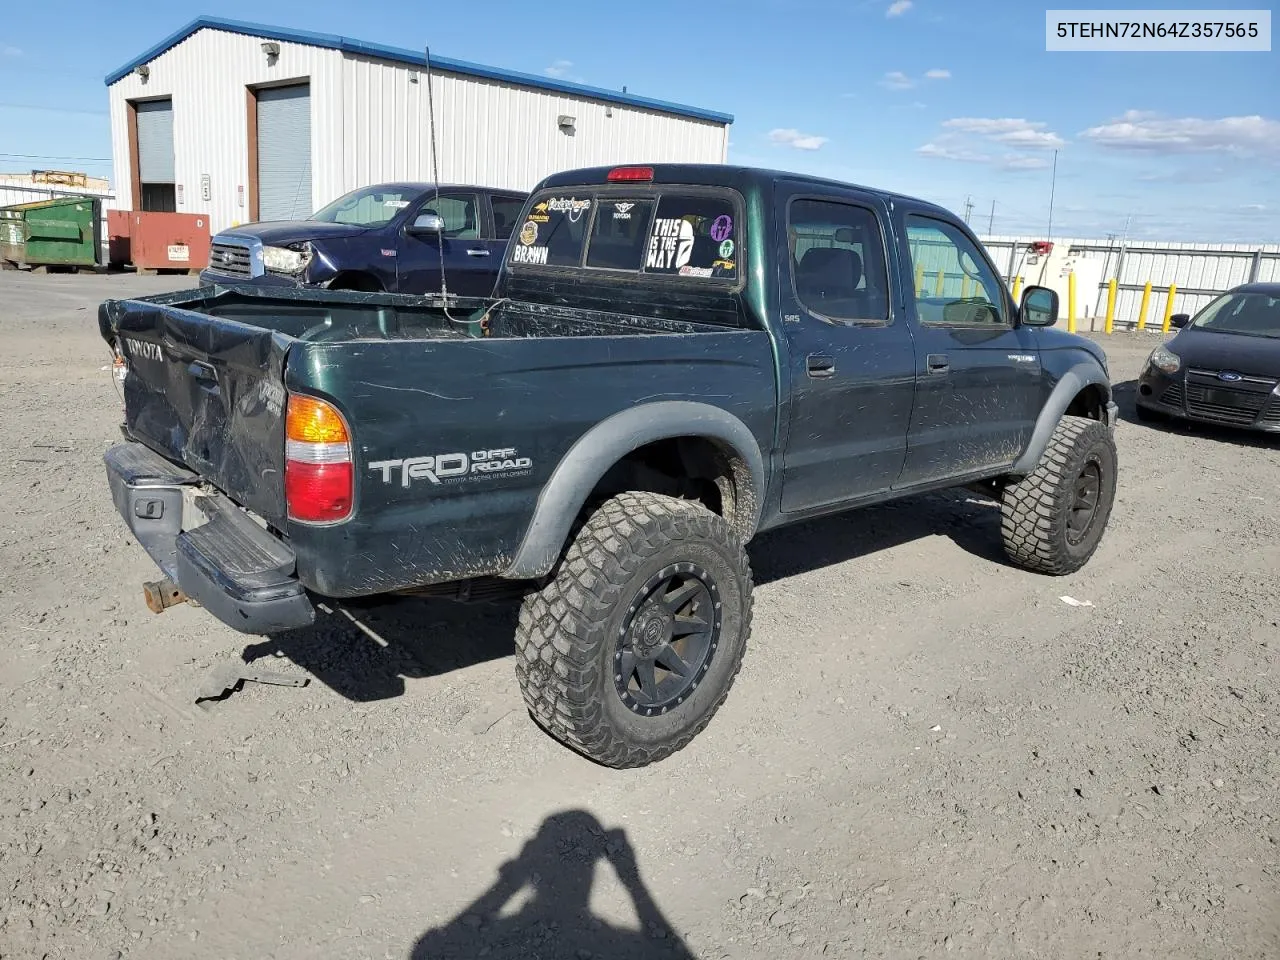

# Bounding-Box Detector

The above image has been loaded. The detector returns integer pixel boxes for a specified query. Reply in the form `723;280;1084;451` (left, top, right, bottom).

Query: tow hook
143;579;189;614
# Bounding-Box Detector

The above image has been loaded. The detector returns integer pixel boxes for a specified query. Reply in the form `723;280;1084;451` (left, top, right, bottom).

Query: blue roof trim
104;16;734;125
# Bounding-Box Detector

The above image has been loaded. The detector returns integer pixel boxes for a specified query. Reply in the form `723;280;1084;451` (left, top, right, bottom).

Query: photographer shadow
410;810;695;960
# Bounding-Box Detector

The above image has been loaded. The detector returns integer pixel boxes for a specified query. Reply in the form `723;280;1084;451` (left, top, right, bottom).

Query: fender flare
1010;363;1113;477
503;401;767;580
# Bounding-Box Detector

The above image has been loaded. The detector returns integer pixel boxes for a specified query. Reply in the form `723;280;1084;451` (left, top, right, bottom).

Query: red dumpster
111;211;211;273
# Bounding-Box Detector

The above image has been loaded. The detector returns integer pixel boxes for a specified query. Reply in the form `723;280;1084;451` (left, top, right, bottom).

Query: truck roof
362;181;524;195
535;163;956;220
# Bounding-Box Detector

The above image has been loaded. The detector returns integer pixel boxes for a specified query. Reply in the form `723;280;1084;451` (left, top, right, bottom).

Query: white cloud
1080;113;1280;159
887;0;913;16
942;117;1065;149
769;128;829;151
1;45;21;58
1001;155;1051;170
879;71;916;90
881;69;951;91
917;142;991;163
544;60;575;79
918;118;1063;171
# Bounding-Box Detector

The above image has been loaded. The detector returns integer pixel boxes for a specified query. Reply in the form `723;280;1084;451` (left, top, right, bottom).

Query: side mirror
1020;285;1059;327
407;213;445;236
1169;312;1190;329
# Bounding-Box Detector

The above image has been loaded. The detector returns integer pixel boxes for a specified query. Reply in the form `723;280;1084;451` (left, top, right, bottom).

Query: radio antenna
423;45;451;305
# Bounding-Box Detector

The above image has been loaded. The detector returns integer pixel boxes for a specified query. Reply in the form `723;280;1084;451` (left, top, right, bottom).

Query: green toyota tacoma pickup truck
100;163;1119;767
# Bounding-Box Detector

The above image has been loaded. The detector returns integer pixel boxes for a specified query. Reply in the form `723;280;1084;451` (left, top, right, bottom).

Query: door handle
806;354;836;379
465;248;491;257
926;353;950;375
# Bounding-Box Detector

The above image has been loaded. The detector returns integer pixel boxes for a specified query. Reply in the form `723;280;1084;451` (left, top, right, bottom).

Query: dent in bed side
1009;358;1112;477
503;401;767;580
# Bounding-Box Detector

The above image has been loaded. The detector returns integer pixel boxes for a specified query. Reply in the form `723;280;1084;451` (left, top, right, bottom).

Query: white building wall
108;29;344;234
108;26;730;237
341;54;727;193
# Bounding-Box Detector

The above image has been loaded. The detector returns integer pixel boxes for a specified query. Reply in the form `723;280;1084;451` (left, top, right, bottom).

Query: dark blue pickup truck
200;182;528;296
102;163;1118;769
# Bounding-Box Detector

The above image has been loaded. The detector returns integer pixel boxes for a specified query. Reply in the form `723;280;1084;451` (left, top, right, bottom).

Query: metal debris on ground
194;661;308;706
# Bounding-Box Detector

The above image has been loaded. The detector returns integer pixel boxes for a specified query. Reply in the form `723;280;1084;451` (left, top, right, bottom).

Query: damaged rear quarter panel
283;330;777;597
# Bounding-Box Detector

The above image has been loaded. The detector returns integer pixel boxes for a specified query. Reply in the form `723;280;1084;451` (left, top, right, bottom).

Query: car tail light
607;166;654;182
284;393;353;523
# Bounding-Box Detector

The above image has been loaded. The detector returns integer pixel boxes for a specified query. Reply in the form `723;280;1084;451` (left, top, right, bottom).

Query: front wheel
514;492;753;768
1001;415;1118;575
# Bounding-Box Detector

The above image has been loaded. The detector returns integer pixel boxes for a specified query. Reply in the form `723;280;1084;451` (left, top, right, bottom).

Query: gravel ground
1;271;1276;960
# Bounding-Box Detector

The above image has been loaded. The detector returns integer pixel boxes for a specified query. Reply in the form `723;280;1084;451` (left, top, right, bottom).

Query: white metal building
105;17;733;235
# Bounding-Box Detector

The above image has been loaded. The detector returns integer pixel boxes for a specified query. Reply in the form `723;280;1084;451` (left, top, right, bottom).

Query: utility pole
1046;148;1058;241
963;195;973;224
988;199;996;234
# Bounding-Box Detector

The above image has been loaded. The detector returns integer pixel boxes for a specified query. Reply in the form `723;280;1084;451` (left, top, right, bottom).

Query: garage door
256;84;312;221
135;99;175;212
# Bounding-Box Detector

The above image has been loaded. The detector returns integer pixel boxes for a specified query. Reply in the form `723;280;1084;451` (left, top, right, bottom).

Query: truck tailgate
105;297;291;527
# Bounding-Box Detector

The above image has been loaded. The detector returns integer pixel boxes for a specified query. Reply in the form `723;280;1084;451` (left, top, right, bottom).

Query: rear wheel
514;492;752;768
1001;415;1117;575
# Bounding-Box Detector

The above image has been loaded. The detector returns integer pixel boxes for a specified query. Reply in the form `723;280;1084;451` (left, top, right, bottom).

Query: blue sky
1;0;1276;241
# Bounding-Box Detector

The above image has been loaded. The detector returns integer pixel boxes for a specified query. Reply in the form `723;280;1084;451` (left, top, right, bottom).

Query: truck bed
100;282;776;596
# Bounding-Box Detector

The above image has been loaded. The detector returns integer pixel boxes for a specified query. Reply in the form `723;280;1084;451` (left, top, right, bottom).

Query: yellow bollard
960;276;971;299
1011;275;1023;302
1067;271;1077;334
1136;281;1152;331
1104;278;1117;335
935;270;945;297
915;263;924;296
1161;283;1178;332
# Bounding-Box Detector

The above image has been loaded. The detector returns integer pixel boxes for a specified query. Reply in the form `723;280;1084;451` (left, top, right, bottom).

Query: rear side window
508;189;739;282
511;195;593;266
789;199;890;323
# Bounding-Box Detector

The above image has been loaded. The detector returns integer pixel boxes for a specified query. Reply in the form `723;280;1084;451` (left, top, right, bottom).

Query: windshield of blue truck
312;187;420;227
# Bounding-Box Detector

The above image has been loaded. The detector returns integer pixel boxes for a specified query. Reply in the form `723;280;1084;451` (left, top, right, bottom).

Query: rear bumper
105;440;315;634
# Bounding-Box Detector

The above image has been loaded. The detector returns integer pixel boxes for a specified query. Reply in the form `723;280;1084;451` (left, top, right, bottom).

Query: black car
200;182;528;297
1136;282;1280;433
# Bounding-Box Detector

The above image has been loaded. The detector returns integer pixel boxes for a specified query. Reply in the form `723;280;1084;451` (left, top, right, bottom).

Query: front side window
1190;291;1280;337
413;194;479;239
905;216;1004;326
314;186;422;228
788;199;890;322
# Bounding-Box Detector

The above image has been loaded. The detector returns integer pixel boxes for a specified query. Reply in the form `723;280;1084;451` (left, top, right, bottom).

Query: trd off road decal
646;218;695;271
368;448;533;488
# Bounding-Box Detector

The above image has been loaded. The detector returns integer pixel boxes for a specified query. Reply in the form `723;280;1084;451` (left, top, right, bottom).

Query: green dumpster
0;196;102;269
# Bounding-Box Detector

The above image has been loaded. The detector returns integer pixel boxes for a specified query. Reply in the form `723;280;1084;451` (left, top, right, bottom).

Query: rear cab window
508;187;741;283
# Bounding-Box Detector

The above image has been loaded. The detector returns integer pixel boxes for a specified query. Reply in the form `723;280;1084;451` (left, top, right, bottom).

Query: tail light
285;394;353;523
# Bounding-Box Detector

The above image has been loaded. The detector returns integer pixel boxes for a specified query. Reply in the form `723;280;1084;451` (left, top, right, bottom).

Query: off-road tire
1001;415;1117;575
514;491;753;768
